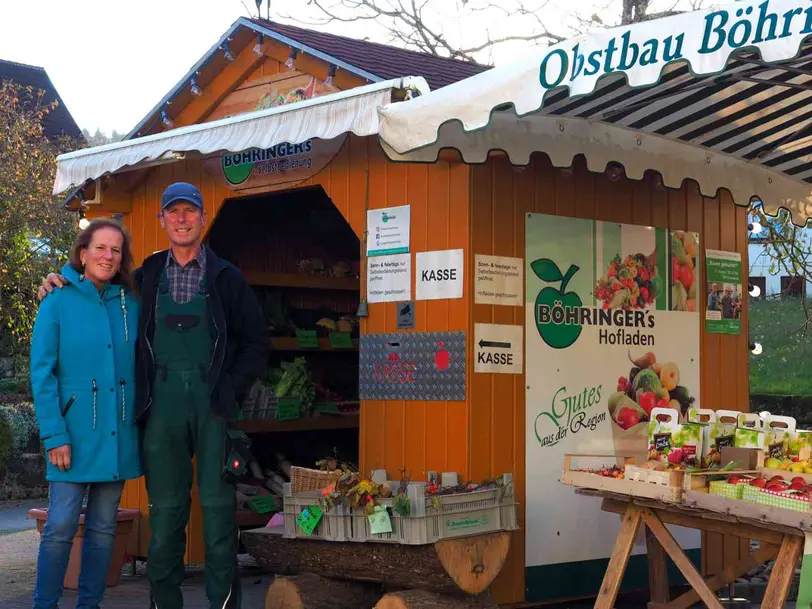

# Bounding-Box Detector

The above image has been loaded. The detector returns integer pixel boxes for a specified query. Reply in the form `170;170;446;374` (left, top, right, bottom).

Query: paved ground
0;500;798;608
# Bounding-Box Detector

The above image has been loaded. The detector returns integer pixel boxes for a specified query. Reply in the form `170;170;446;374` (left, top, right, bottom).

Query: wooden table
579;489;804;609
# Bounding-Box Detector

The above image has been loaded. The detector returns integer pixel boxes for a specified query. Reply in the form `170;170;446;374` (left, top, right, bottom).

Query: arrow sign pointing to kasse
478;340;511;349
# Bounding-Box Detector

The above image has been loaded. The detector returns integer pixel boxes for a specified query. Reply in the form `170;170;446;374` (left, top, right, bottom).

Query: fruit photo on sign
594;251;660;311
670;231;699;312
607;349;696;432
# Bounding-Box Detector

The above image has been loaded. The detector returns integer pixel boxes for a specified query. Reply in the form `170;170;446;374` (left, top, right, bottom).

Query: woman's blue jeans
33;481;125;609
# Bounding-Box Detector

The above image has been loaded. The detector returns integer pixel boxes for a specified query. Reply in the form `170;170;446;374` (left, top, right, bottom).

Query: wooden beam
262;39;369;90
646;526;670;605
762;535;803;608
594;505;642;609
647;543;778;609
600;498;787;545
172;40;273;128
639;509;724;609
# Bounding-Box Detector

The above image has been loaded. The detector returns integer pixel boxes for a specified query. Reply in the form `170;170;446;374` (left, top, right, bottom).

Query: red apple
792;476;806;485
678;265;694;289
750;478;767;488
638;392;657;415
616;407;641;430
727;476;741;485
770;475;785;483
789;481;806;491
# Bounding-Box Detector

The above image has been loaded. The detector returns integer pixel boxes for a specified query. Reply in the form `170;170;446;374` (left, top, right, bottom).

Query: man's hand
37;273;68;302
48;445;71;472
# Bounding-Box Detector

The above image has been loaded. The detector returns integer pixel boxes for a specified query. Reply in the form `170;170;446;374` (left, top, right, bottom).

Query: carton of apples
718;473;812;512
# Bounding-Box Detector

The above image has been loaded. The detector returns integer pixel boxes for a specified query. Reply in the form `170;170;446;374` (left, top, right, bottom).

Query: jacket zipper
91;379;98;430
60;395;76;418
120;379;126;424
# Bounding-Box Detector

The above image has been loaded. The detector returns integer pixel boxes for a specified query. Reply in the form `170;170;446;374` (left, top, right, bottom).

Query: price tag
275;398;301;421
296;330;319;349
328;331;354;349
296;505;323;535
368;505;392;535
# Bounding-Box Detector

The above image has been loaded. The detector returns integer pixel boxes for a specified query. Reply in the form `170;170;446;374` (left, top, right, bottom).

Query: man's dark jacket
133;248;268;424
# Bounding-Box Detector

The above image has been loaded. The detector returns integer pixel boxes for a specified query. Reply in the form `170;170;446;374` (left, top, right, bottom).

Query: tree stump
265;573;381;609
375;590;498;609
435;531;511;594
243;527;512;596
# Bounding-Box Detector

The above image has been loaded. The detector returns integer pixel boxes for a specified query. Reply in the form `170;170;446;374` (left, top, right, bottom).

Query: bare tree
284;0;710;62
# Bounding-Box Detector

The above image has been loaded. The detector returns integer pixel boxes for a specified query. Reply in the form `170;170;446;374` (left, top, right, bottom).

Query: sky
0;0;706;136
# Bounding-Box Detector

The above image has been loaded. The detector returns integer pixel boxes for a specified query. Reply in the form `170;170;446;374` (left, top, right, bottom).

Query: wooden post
761;534;803;608
645;526;669;604
594;505;643;609
375;590;498;609
434;532;511;595
639;508;724;609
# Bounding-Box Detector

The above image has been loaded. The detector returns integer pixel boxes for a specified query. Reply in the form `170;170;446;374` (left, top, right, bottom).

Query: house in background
747;207;810;298
0;58;84;147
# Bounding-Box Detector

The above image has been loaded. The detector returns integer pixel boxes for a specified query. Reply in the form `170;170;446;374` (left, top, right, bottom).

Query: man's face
160;202;206;247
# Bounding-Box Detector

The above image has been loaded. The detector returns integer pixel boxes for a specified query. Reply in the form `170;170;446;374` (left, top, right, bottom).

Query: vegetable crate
282;488;353;542
560;455;683;503
352;474;518;545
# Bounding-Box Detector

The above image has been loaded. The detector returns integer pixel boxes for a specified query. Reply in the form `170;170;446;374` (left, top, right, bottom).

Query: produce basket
282;489;352;542
351;475;518;545
290;466;342;494
709;480;746;500
560;454;684;503
754;489;812;513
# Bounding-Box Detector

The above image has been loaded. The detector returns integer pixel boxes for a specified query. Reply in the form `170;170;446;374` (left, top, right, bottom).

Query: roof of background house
248;19;492;91
0;59;84;146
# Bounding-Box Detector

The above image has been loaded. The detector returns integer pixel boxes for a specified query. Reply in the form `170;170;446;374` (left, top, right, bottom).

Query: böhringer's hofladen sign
524;213;701;594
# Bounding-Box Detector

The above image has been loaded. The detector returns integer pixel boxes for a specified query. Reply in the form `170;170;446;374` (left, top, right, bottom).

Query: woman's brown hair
69;218;135;290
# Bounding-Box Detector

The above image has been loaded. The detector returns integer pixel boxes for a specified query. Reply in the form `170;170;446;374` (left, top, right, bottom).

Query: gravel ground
0;530;40;602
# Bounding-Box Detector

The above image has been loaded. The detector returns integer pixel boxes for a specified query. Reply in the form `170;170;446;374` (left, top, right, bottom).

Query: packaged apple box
763;415;796;461
734;413;765;450
687;408;737;469
791;430;812;463
647;407;702;466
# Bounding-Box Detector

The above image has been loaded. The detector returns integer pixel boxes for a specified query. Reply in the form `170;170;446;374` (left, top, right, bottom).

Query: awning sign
201;135;347;193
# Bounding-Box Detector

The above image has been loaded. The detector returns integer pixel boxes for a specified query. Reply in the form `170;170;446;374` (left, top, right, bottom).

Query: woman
30;218;141;609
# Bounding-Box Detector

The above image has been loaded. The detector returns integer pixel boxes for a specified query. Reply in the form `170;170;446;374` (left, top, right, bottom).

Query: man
722;286;734;319
707;282;719;313
40;182;268;609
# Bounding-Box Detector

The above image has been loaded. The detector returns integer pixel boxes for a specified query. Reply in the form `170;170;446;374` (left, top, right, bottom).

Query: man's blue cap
161;182;204;210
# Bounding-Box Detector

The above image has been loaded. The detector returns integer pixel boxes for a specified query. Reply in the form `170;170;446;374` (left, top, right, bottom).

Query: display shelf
269;337;359;351
245;271;359;291
238;413;360;434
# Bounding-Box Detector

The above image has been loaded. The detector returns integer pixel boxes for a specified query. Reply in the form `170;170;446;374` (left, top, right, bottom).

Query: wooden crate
683;488;812;531
560;455;683;503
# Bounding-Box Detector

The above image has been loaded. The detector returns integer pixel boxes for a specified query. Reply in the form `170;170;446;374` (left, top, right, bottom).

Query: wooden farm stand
51;3;812;605
242;526;510;608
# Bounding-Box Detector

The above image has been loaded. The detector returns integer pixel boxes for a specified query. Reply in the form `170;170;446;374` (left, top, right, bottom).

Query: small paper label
368;505;393;535
769;443;784;460
296;330;319;349
275;398;301;421
654;434;671;452
329;332;354;349
296;506;323;535
715;435;734;450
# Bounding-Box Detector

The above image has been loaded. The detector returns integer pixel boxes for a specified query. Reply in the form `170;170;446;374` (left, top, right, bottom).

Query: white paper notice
416;249;464;301
474;324;523;374
367;206;410;256
475;255;523;306
367;254;411;303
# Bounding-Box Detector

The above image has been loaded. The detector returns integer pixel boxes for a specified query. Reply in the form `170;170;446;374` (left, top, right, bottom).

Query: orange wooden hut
53;4;812;604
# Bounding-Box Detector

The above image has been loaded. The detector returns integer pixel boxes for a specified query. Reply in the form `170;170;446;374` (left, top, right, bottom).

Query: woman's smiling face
80;226;123;287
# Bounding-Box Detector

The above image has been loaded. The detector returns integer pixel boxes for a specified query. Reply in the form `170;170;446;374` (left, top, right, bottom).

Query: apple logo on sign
434;340;450;371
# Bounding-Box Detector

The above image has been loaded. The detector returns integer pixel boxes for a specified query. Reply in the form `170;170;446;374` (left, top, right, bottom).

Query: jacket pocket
60;395;76;418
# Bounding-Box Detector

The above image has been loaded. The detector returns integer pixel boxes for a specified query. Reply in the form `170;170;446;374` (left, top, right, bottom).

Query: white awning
54;76;429;195
378;0;812;225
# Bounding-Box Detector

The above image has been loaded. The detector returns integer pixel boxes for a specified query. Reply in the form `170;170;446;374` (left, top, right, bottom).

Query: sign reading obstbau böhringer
705;249;742;335
524;213;701;601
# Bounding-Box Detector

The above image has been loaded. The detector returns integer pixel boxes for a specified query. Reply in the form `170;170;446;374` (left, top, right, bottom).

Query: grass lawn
750;298;812;395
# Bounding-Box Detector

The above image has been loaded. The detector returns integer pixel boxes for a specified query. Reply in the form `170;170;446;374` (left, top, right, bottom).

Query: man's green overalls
144;271;240;609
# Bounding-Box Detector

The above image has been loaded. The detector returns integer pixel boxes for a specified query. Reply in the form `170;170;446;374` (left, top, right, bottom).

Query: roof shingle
249;19;491;90
0;59;84;146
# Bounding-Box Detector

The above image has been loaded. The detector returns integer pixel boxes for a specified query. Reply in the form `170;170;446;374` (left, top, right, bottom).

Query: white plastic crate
352;474;518;545
282;487;353;542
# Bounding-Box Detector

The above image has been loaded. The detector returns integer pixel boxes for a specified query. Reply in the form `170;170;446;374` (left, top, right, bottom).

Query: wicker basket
290;466;342;494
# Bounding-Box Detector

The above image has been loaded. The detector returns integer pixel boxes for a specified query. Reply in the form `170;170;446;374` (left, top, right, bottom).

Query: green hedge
750;299;812;395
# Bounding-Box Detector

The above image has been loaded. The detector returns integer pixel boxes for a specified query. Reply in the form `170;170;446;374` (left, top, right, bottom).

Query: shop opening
206;185;360;526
